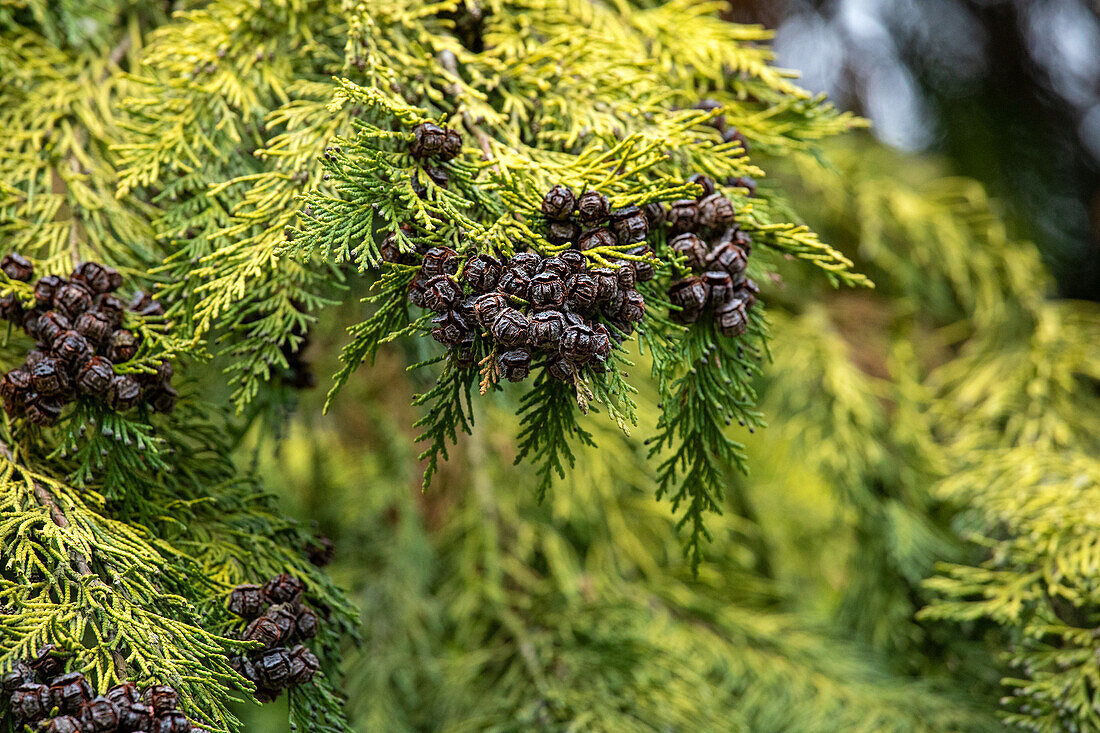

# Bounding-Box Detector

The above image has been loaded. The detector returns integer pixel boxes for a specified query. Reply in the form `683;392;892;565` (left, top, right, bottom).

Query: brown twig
107;35;132;71
478;348;499;395
66;126;91;269
461;111;500;174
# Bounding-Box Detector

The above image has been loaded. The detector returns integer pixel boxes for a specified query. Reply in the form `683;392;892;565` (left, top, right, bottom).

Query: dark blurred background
726;0;1100;301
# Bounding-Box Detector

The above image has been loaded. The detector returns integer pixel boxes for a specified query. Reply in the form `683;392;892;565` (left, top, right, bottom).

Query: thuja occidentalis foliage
0;1;879;732
100;0;863;572
286;74;865;567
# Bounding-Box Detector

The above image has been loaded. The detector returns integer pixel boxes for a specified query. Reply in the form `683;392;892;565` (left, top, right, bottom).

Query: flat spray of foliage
109;0;868;568
1;2;355;732
5;0;1100;732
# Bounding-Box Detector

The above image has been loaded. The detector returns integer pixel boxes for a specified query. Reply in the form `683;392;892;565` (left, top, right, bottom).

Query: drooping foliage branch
768;143;1100;731
247;0;870;566
1;3;357;732
8;0;1097;731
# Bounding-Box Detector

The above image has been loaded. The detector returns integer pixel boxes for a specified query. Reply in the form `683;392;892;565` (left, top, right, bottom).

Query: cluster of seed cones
3;645;193;732
390;187;656;382
408;122;462;162
226;574;321;703
406;121;463;193
0;254;176;426
539;185;654;259
653;176;759;336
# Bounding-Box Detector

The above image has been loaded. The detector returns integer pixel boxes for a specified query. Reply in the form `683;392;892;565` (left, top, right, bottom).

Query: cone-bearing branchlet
464;254;502;292
698;193;737;229
508;252;541;276
715;298;749;337
566;273;599;311
421;246;459;278
431;310;471;346
670;233;708;270
409;122;463;161
105;375;142;412
410;122;443;158
42;714;82;733
498;348;532;381
577;227;616;252
472;293;508;328
0;255;178;425
1;654;196;732
541;184;576;220
390;186;653;381
530;310;566;347
650;179;759;336
643;199;666;226
262;573;305;604
226;574;322;703
421;276;461;312
687;173;716;198
1;253;34;282
667;199;699;235
529;272;566;309
538;257;571;278
703;270;734;305
546;219;580;245
626;245;656;282
491;308;530;347
497;268;531;300
669;277;708;314
1;662;33;693
10;683;50;721
575;191;610;223
228;584;266;618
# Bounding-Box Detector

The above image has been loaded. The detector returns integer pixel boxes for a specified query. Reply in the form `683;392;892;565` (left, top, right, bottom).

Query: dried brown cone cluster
226;574;321;703
408;122;462;163
539;185;655;270
0;254;176;426
2;644;194;732
393;186;655;383
652;176;760;336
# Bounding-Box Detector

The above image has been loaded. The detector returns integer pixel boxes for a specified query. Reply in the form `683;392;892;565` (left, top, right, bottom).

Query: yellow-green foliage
3;1;1099;732
0;4;356;732
249;134;1100;732
779;142;1100;730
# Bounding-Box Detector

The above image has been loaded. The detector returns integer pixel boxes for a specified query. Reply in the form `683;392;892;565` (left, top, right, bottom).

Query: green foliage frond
265;0;869;564
0;23;158;273
514;374;596;501
0;446;250;728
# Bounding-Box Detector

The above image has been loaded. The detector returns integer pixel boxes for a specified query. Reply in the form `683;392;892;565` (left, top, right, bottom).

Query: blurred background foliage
727;0;1100;303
